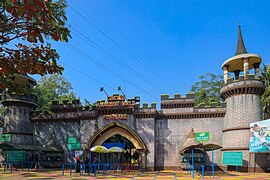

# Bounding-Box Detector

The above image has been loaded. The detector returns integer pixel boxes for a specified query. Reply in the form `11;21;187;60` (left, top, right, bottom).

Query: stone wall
80;119;97;149
3;106;33;145
135;118;155;170
223;94;262;130
155;116;224;169
33;121;80;162
25;88;267;171
222;94;263;170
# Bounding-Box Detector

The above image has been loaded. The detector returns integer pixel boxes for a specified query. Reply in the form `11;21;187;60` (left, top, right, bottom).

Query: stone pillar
141;150;146;171
253;63;260;79
223;65;229;84
243;58;249;78
234;70;240;80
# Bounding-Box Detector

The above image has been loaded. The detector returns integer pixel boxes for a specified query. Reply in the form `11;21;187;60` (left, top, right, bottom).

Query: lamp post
118;86;127;100
100;87;109;97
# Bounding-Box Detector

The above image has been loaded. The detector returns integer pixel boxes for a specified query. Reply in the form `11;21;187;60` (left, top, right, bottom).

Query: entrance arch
87;122;146;150
87;122;147;170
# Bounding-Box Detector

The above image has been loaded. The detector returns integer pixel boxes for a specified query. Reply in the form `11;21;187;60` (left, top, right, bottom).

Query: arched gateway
87;122;146;149
86;122;147;169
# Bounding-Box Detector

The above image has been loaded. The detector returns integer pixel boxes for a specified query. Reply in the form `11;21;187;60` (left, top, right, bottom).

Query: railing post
202;165;204;178
62;164;64;176
4;162;6;173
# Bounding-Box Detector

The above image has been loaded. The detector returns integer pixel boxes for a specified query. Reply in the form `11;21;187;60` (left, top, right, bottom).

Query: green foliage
261;64;270;119
0;0;71;93
33;74;76;113
191;72;223;105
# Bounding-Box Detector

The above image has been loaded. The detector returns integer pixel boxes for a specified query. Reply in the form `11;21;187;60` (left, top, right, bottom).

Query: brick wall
222;94;263;170
155;117;224;169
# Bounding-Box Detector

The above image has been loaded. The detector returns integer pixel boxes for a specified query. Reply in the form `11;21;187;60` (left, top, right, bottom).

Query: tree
0;0;71;93
33;74;76;112
261;64;270;119
191;72;223;105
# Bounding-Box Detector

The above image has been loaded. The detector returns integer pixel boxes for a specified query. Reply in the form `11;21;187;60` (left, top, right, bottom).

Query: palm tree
261;64;270;119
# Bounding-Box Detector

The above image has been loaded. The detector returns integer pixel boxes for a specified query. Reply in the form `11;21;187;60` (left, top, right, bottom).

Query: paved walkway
1;169;270;179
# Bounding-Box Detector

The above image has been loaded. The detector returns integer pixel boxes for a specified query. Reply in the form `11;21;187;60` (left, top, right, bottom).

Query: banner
250;119;270;153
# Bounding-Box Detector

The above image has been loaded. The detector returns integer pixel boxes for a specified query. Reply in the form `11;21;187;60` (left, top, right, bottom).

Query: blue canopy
102;143;126;149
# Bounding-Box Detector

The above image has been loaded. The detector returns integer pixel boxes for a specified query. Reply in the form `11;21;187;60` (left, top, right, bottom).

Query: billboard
250;119;270;153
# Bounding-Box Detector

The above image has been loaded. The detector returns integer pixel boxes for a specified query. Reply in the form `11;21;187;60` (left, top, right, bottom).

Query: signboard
68;142;81;150
0;134;11;142
195;132;209;141
97;101;134;107
75;150;83;162
67;136;77;144
222;152;243;166
250;119;270;153
7;150;25;162
97;95;135;108
103;114;128;120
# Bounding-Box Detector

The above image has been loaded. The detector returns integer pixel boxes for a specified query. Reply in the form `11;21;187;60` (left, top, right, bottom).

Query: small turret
222;25;262;83
221;26;264;172
1;74;37;146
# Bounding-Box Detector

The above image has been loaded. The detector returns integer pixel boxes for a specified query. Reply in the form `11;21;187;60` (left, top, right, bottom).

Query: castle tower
221;26;265;171
1;75;37;146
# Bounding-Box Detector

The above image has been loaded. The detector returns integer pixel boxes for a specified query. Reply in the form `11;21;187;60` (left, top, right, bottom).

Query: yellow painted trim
222;53;261;72
86;122;146;150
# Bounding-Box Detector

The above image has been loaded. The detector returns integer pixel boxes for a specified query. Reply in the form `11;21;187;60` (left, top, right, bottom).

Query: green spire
235;25;248;55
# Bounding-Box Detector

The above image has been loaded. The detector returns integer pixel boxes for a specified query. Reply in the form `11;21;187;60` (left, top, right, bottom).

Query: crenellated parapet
32;101;98;122
1;93;38;108
222;74;261;86
195;102;226;109
161;93;195;100
51;99;81;113
160;93;195;109
220;75;264;100
158;101;226;119
31;111;80;123
140;102;157;109
134;102;157;118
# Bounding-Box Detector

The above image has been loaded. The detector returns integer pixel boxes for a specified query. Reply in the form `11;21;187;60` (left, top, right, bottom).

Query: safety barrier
61;163;140;176
0;160;55;173
197;165;205;178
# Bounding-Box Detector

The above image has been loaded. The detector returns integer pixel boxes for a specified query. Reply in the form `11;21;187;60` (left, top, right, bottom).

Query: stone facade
1;77;267;172
1;92;226;171
1;27;268;172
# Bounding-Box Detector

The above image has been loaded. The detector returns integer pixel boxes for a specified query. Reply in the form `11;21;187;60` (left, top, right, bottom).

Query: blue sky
44;0;270;108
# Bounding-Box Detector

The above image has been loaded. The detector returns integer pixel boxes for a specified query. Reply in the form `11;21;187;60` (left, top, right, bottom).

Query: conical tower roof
222;26;261;72
179;128;201;154
235;25;248;55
